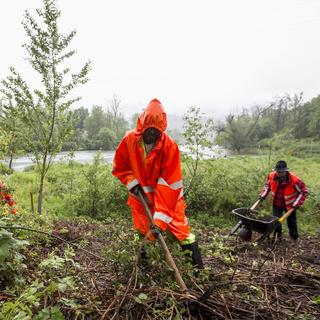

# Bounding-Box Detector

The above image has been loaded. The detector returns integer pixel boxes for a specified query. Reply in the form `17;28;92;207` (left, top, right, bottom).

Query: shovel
136;189;188;292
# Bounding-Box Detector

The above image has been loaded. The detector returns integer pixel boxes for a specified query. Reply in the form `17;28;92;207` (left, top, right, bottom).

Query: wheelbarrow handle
229;221;242;236
136;190;188;293
257;207;296;243
278;207;295;223
250;199;261;211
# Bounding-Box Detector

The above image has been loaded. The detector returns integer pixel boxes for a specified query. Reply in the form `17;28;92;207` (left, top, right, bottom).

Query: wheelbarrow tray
231;208;279;242
232;208;278;233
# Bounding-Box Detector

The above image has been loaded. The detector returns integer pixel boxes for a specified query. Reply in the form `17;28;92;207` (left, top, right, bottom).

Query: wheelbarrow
229;199;295;243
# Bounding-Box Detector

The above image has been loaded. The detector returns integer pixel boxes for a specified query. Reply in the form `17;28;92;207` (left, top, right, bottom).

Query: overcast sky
1;0;320;119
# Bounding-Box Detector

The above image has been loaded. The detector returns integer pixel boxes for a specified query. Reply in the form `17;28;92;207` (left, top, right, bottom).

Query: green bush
183;155;320;234
63;154;129;219
0;163;13;175
183;156;270;214
23;165;36;172
5;154;320;234
0;225;28;290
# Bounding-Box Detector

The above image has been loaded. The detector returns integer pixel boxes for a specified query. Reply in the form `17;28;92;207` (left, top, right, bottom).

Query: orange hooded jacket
112;99;190;241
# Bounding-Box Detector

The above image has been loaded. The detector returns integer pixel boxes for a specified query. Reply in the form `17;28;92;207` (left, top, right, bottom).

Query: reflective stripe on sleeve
153;212;173;224
293;194;303;207
158;177;183;190
127;179;139;190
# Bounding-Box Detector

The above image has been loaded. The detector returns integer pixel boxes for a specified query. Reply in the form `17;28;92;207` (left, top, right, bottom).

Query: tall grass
3;154;319;234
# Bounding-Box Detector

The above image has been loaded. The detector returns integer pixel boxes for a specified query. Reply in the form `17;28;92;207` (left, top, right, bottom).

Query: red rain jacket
112;99;190;241
260;171;308;209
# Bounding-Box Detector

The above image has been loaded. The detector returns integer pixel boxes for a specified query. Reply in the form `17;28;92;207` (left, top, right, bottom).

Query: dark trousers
273;205;298;240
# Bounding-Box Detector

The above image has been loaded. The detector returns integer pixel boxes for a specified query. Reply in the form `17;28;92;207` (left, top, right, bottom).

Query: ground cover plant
0;216;319;319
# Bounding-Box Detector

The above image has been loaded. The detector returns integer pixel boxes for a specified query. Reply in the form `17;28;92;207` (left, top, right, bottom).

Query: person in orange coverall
112;98;203;269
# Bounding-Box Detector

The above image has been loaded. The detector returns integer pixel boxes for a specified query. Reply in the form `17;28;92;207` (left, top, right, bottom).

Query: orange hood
135;99;167;136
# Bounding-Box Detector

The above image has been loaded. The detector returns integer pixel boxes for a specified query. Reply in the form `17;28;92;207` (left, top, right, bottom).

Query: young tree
0;128;9;160
1;0;91;214
182;106;214;196
109;94;121;136
0;99;27;168
107;94;128;144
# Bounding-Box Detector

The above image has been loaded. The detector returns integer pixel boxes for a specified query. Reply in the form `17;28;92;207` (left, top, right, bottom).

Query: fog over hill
125;113;213;143
167;114;184;132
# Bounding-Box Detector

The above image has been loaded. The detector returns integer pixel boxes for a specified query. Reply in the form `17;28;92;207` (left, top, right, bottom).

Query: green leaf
60;298;80;309
134;293;148;304
312;295;320;305
34;307;65;320
133;296;142;304
57;276;76;292
12;310;31;320
138;293;148;301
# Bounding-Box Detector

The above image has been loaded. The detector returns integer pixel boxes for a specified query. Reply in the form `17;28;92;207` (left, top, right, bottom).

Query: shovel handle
136;190;188;292
250;199;261;211
278;207;295;223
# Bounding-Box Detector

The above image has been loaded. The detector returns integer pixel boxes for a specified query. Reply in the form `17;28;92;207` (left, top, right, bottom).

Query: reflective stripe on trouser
127;195;191;242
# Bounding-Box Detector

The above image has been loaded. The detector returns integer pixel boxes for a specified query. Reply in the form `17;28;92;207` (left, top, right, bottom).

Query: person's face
276;171;287;178
143;127;161;144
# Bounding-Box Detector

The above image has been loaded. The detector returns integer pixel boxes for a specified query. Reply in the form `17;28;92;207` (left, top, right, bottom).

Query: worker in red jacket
112;98;203;269
260;160;308;243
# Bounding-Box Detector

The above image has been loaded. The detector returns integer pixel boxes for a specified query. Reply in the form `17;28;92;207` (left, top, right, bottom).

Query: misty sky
1;0;320;119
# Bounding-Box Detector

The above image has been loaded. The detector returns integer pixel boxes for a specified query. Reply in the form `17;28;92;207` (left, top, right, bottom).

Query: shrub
0;163;13;175
66;153;128;219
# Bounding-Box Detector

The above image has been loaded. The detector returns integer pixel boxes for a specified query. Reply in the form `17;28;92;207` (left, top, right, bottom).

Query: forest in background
2;92;320;159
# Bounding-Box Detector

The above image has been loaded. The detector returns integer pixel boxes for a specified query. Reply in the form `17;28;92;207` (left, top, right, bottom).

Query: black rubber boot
139;246;148;268
181;242;204;269
137;246;151;276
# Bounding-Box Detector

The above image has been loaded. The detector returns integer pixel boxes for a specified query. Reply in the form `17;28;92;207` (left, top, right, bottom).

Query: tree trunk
9;153;13;169
38;172;44;214
37;154;47;215
37;173;45;215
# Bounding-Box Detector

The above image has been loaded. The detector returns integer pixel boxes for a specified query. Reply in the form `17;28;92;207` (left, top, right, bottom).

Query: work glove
151;225;162;239
259;195;265;201
130;184;143;196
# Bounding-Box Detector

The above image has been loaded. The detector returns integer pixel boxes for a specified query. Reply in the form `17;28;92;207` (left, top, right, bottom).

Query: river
1;145;228;172
1;150;115;172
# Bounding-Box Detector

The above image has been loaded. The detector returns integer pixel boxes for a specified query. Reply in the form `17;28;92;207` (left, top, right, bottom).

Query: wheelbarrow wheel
238;226;252;242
